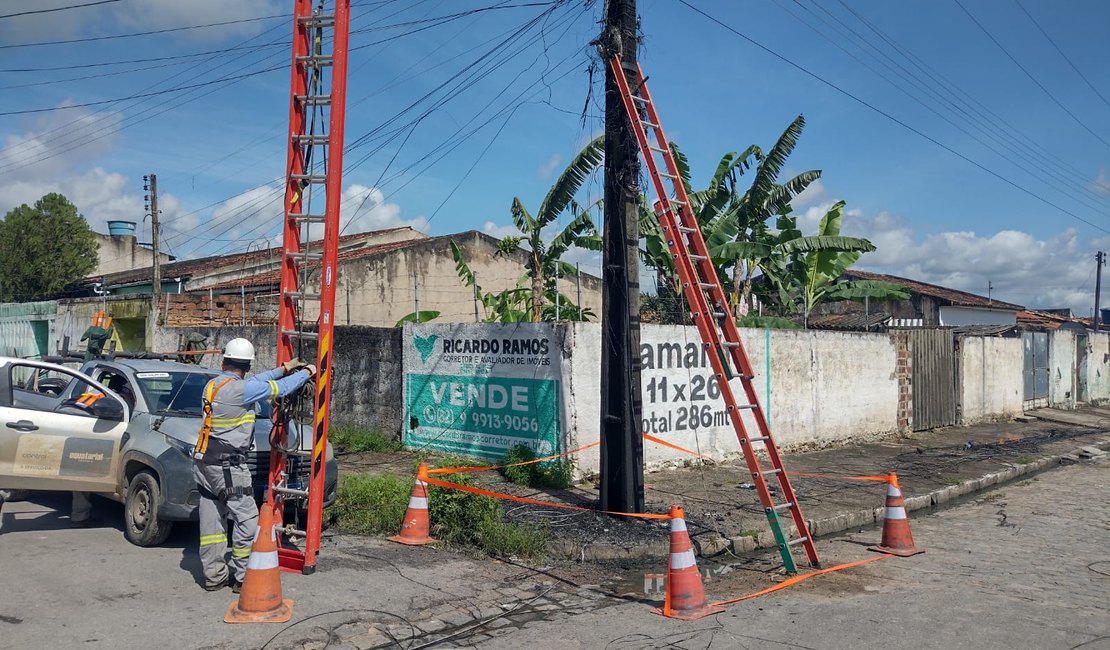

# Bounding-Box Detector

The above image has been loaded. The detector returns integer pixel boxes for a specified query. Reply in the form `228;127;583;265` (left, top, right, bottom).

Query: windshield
134;371;216;417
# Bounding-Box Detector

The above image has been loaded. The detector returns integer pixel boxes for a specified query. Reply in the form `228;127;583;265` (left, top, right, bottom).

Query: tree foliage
0;193;98;301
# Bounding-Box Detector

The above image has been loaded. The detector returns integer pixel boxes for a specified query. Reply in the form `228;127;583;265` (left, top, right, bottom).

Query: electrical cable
1013;0;1110;114
677;0;1110;235
0;0;119;20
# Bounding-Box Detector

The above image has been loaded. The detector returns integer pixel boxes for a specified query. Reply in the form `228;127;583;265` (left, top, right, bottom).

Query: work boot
203;577;229;592
229;577;243;594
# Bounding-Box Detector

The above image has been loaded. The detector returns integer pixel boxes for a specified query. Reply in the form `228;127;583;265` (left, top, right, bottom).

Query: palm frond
536;135;605;226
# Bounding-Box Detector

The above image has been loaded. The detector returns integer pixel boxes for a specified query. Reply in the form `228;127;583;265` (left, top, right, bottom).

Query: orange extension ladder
609;55;820;572
268;0;351;575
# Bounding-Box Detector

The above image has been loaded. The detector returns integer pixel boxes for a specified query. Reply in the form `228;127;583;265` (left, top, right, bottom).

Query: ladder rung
631;95;649;104
282;526;309;538
642;120;660;129
735;404;757;410
773;501;795;511
288;251;323;262
699;282;716;289
722;341;740;348
756;468;782;477
296;55;333;67
272;486;310;498
648;144;668;154
748;435;770;443
290;173;328;183
285;291;321;301
659;172;678;180
290;213;326;223
282;329;319;341
677;225;697;233
292;134;329;144
788;536;810;547
669;198;688;206
295;95;332;106
688;254;707;261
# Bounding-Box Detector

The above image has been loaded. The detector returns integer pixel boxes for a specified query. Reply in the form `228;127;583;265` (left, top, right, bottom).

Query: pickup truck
0;356;338;546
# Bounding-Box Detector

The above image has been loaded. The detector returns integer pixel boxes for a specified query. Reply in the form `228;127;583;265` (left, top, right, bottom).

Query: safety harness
194;377;255;503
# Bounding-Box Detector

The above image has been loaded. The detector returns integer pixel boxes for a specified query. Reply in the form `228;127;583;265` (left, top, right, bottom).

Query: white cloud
0;106;186;238
1091;169;1110;196
481;220;520;240
537;153;562;180
790;178;828;211
338;185;427;235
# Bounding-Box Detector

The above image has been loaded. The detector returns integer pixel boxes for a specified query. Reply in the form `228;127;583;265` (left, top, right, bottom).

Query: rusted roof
1017;310;1088;331
199;239;423;291
844;269;1024;311
93;227;417;287
807;312;891;331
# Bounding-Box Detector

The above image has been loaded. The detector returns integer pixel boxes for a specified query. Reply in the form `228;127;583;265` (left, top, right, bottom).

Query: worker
193;338;315;593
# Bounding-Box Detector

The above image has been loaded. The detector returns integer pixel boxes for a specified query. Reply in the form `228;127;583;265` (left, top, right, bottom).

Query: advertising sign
403;323;562;460
638;328;736;441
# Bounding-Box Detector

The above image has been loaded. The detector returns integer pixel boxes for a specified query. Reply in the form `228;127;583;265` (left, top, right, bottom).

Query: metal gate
911;329;956;430
1022;331;1049;407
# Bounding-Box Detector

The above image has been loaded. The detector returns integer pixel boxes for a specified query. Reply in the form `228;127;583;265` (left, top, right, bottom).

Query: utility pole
597;0;644;513
145;174;162;317
1095;252;1104;331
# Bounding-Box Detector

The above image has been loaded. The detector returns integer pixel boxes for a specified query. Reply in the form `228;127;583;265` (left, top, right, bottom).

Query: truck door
0;360;129;493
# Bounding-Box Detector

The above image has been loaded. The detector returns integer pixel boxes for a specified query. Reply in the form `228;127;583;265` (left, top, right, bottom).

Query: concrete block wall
1084;332;1110;404
1049;330;1078;409
958;336;1023;424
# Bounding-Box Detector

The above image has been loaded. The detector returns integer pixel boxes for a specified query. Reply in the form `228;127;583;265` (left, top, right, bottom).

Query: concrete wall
56;296;153;354
958;336;1023;424
0;301;58;359
1048;330;1078;409
151;324;401;431
564;324;900;474
938;306;1017;327
94;233;170;277
1082;332;1110;404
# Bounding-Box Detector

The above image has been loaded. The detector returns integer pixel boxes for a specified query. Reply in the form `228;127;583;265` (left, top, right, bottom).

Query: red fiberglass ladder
609;56;820;572
269;0;350;575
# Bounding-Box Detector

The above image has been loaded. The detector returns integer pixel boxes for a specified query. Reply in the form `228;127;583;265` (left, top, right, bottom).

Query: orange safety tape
710;554;891;607
426;441;601;476
421;475;671;520
792;472;891;482
641;433;715;460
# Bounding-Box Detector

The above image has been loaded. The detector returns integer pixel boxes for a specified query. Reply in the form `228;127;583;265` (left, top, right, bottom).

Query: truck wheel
124;470;173;547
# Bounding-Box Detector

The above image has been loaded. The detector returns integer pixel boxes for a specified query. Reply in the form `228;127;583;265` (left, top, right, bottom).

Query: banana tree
498;136;604;321
450;241;532;322
753;201;909;321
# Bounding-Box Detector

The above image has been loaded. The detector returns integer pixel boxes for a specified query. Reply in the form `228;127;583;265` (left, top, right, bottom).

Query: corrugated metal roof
845;269;1024;311
808;312;891;331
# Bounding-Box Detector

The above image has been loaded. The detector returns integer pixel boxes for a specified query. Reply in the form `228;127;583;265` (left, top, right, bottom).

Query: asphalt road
1;460;1107;649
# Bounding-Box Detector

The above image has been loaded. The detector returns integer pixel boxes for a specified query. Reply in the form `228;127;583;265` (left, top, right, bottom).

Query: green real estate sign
403;323;562;460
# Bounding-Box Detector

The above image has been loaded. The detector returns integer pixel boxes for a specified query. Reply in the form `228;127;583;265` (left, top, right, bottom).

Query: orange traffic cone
869;473;924;557
224;505;294;624
387;463;436;546
653;505;724;620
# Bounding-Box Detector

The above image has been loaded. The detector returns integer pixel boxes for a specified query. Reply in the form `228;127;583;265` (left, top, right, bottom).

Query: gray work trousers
192;460;258;587
71;492;92;522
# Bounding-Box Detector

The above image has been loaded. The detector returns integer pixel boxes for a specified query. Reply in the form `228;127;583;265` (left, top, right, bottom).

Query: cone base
651;604;725;620
224;599;294;624
387;534;436;546
868;544;924;557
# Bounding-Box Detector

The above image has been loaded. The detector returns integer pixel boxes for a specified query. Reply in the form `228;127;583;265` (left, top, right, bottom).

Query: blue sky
2;0;1109;311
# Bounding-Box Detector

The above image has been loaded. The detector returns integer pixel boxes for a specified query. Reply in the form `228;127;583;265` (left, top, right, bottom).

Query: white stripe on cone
408;496;429;509
246;549;279;570
670;549;697;570
671;518;687;532
416;479;428;487
887;484;901;497
885;506;908;520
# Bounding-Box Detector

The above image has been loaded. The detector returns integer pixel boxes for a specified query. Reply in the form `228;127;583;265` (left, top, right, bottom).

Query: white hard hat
223;338;255;361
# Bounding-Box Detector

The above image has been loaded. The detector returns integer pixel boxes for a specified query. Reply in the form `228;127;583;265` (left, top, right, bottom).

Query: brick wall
893;331;913;432
159;292;279;327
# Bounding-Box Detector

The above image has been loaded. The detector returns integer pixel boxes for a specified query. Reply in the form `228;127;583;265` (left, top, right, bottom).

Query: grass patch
740;529;761;540
498;444;573;490
327;471;549;559
329;425;403;453
942;476;962;486
1014;455;1035;465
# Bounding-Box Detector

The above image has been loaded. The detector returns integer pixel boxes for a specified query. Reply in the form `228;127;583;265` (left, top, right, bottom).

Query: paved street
1;460;1108;649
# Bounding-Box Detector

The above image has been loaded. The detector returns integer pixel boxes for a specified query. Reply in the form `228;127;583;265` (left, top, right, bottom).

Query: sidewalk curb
546;436;1110;562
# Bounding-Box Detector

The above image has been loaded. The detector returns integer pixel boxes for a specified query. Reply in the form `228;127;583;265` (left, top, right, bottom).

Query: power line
677;0;1110;235
0;0;119;20
0;13;288;48
952;0;1110;151
1013;0;1110;114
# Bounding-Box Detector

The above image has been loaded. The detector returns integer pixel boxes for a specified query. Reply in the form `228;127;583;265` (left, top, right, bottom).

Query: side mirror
92;398;126;422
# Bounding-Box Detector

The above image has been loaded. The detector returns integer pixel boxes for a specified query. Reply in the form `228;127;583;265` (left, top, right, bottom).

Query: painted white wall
1082;332;1110;404
1048;330;1077;409
565;324;900;474
938;306;1017;327
958;336;1023;423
